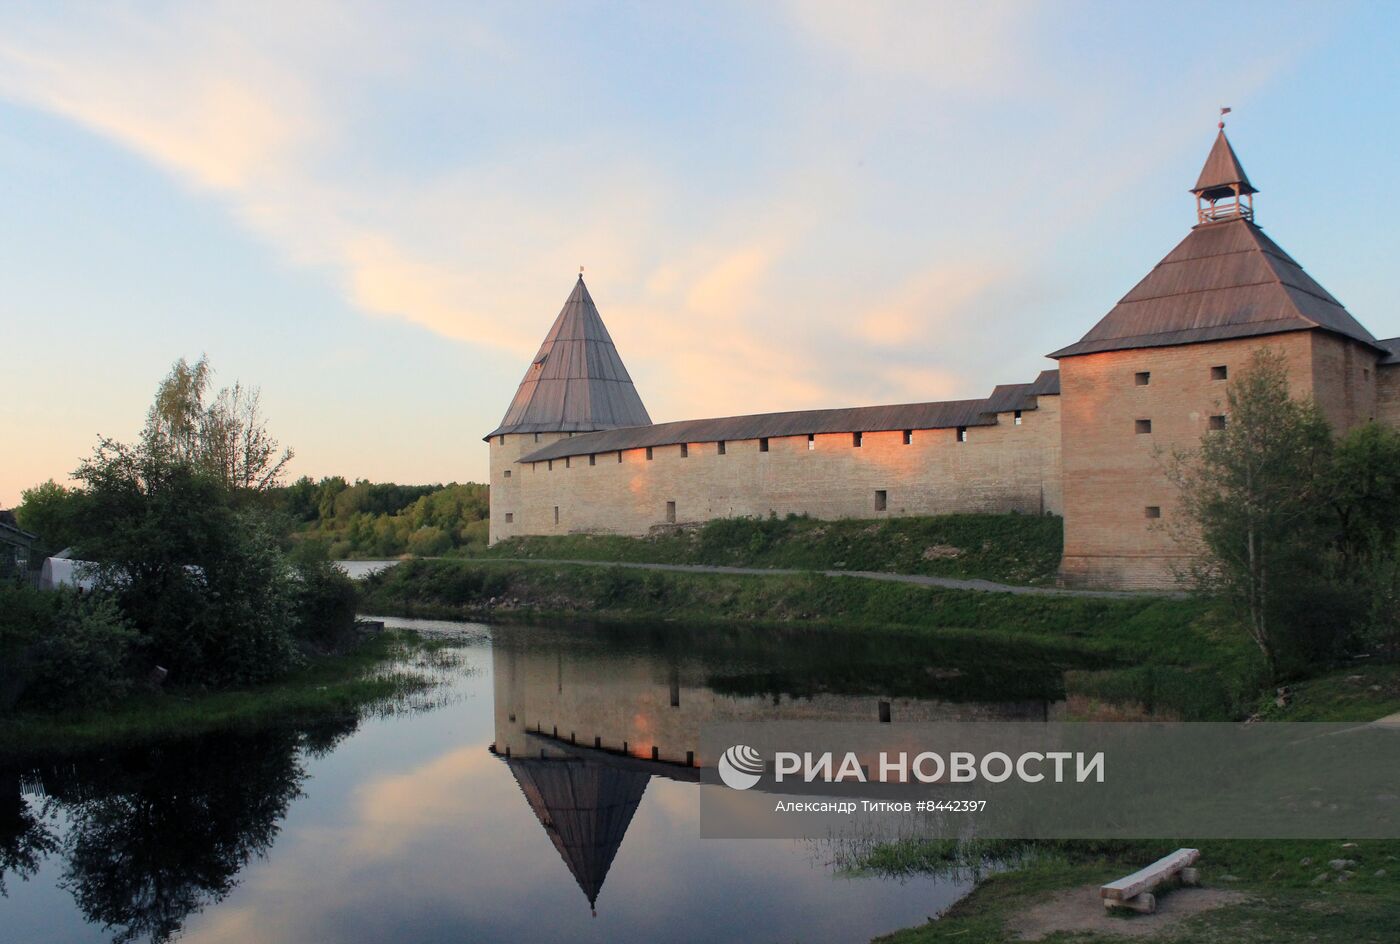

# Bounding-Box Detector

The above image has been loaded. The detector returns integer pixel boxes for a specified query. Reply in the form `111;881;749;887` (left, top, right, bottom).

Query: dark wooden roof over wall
1050;218;1379;359
518;369;1060;463
1193;129;1256;199
486;276;653;439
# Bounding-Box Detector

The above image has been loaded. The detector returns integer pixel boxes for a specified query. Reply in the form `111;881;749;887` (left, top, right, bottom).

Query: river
0;618;1071;944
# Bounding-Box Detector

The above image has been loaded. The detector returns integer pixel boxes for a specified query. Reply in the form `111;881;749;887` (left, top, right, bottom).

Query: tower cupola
1191;116;1257;224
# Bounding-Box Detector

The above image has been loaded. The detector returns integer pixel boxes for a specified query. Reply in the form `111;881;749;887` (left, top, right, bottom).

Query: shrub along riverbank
358;558;1265;720
475;513;1065;585
0;629;442;758
0;356;452;756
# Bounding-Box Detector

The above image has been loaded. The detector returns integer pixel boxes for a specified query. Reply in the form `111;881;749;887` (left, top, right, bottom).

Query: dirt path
1007;884;1249;940
486;557;1185;600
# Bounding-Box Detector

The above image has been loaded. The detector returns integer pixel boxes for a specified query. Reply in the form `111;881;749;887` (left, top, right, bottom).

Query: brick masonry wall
488;431;573;544
487;396;1062;543
1378;364;1400;428
1058;331;1383;590
1310;332;1381;432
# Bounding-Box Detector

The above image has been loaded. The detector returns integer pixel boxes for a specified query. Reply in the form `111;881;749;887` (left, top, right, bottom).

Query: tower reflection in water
488;623;1066;914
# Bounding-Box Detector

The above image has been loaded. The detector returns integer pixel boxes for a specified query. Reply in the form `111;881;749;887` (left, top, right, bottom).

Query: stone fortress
486;129;1400;589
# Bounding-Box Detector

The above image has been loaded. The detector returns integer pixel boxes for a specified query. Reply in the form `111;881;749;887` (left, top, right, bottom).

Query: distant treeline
261;477;490;559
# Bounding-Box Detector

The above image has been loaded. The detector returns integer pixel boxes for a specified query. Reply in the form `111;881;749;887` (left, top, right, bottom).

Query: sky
2;1;1399;507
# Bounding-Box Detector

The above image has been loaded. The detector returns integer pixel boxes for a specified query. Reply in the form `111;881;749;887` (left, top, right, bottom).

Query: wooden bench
1099;848;1200;914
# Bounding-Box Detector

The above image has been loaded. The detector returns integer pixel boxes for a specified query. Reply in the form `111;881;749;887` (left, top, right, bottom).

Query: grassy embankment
0;629;445;758
360;553;1269;721
858;657;1400;943
862;837;1399;944
845;645;1400;943
473;513;1066;585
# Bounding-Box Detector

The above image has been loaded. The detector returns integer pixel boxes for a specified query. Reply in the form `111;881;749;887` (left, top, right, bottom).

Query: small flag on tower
1220;107;1232;116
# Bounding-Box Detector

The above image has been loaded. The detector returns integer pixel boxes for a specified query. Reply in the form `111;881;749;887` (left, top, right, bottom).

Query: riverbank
470;513;1065;585
358;558;1264;720
867;837;1400;943
866;657;1400;943
0;629;443;758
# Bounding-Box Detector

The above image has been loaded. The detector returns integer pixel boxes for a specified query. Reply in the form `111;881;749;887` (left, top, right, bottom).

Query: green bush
291;560;360;651
459;518;490;551
359;559;509;612
23;593;140;709
407;525;452;557
0;585;139;712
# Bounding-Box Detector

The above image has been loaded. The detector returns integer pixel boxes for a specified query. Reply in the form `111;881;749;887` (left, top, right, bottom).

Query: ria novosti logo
717;745;764;790
716;745;1106;790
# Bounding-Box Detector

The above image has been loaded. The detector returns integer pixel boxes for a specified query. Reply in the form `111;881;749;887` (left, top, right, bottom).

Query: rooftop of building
517;370;1059;464
1052;127;1381;360
485;275;652;440
0;511;37;543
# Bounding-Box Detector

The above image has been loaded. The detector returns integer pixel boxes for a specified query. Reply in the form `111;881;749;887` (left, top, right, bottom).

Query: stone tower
1052;127;1385;588
485;276;652;544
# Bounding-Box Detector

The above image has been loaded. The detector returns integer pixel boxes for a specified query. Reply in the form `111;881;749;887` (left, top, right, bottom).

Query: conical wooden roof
1193;129;1256;199
1050;218;1377;358
486;276;652;439
506;756;649;911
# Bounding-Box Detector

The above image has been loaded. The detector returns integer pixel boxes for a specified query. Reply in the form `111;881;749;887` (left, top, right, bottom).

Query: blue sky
2;1;1398;506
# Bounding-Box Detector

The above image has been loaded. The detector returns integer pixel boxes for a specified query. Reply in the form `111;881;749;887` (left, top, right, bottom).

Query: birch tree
144;357;293;491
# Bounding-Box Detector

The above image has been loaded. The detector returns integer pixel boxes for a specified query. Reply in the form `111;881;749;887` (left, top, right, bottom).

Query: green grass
0;630;439;758
359;558;1262;719
861;664;1400;943
471;513;1065;585
870;838;1400;944
1255;660;1400;721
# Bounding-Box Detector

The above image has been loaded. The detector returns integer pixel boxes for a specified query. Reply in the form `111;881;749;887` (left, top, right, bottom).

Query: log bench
1099;848;1200;914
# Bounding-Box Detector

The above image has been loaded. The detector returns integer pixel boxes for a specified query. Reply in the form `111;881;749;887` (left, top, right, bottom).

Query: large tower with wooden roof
485;275;652;544
1052;126;1390;589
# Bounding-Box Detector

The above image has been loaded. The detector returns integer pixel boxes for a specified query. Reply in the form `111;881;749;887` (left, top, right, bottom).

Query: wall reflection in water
489;622;1067;913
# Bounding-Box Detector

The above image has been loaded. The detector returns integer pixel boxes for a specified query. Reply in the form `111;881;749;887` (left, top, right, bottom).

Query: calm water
0;619;1072;944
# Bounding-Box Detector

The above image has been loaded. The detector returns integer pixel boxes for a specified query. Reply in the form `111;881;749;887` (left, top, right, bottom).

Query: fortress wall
1378;364;1400;429
493;396;1062;541
1057;333;1317;590
488;431;573;544
1309;332;1381;432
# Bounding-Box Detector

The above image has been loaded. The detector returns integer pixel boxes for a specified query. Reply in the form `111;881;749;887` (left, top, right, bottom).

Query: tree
1328;422;1400;566
145;355;211;460
202;381;294;490
14;479;86;557
72;432;301;686
145;356;293;491
1169;349;1335;679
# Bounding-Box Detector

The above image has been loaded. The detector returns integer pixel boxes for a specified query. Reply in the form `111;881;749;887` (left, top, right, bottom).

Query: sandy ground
1007;884;1249;941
